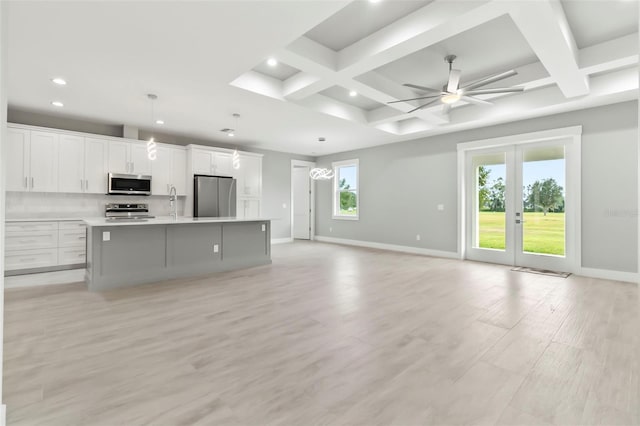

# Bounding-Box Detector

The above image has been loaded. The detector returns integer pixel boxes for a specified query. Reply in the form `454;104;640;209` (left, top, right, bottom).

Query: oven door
108;173;152;195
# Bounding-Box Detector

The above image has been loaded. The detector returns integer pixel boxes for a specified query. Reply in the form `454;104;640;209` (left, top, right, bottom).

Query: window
332;159;359;220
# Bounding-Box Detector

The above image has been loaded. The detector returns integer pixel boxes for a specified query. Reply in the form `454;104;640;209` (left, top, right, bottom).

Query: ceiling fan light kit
391;54;525;114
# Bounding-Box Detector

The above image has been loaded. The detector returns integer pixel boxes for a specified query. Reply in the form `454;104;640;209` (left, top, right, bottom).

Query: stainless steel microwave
108;173;152;196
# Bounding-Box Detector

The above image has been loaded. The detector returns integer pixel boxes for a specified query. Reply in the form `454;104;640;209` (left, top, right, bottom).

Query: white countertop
83;216;271;227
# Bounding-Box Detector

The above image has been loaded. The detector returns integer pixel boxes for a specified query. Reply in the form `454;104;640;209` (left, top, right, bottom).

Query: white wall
315;101;639;274
1;0;7;420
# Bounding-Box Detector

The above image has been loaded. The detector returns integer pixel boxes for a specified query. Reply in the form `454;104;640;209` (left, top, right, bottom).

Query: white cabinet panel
238;155;262;197
192;149;213;175
238;199;261;218
29;131;59;192
214;153;233;177
5;249;58;270
58;134;85;193
152;146;172;195
58;229;86;248
171;148;187;196
6;128;29;191
84;138;108;194
59;221;86;230
108;141;129;174
130;142;151;175
58;247;86;265
5;230;58;251
6;221;58;232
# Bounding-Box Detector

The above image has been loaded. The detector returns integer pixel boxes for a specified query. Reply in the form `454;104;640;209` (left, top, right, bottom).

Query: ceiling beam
507;0;589;98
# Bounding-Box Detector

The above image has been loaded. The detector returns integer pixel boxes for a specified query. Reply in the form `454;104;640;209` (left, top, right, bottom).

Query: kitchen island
83;217;271;291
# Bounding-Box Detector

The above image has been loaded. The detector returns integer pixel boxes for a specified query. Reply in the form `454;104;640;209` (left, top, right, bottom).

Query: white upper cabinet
129;142;151;175
213;153;233;177
84;138;108;194
6;128;30;192
237;154;262;197
28;131;59;193
192;149;214;175
152;145;187;196
171;148;187;196
108;140;129;174
58;134;85;193
108;140;151;175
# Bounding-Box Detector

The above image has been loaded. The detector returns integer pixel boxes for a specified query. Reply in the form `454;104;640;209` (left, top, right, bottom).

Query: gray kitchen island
83;217;271;291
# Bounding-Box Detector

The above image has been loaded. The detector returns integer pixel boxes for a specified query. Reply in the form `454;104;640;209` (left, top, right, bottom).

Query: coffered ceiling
6;1;639;155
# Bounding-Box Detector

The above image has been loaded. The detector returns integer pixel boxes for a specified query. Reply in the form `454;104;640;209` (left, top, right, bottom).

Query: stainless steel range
105;203;155;221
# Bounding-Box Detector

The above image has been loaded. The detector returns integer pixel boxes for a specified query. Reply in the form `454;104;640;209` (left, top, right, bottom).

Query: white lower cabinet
237;199;261;218
4;220;87;273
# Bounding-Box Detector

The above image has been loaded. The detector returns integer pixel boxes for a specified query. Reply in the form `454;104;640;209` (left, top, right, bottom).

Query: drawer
58;229;87;247
6;221;58;233
5;248;58;271
5;230;58;250
58;247;86;266
59;221;86;231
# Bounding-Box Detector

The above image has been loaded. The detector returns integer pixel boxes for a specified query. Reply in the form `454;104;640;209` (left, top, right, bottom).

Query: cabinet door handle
31;177;34;188
131;162;134;172
80;179;83;190
24;177;27;188
85;180;89;191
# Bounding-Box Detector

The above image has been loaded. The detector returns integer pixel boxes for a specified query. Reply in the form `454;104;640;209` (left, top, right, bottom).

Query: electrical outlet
213;244;219;253
329;227;332;233
416;234;421;241
282;203;287;209
437;204;444;211
102;231;110;241
261;224;266;232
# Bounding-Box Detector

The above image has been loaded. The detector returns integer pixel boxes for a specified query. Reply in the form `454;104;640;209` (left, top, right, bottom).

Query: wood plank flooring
3;241;639;425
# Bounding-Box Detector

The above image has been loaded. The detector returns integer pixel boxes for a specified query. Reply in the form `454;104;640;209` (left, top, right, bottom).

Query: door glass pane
522;145;565;256
473;153;506;250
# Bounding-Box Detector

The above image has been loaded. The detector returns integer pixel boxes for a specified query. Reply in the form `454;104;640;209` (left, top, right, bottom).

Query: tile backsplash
5;192;185;219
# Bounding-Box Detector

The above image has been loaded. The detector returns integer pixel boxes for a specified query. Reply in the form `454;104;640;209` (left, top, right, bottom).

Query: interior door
293;166;311;239
466;140;571;271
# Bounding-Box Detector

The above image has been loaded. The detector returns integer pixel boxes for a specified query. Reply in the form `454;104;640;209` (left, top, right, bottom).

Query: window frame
332;158;359;220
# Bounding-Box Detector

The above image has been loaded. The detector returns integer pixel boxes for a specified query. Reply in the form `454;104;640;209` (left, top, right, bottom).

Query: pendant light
147;94;159;161
310;168;334;180
231;113;241;170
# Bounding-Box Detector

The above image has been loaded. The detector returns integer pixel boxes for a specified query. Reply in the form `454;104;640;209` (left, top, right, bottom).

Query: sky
484;159;565;192
338;165;357;189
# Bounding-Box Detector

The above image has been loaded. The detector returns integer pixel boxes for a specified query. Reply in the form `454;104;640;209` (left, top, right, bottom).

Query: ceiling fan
389;54;525;114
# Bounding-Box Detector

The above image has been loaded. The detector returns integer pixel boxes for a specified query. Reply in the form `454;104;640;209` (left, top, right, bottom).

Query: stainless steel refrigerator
193;175;237;217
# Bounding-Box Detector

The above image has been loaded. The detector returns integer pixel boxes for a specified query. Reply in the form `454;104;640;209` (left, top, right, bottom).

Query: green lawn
478;211;565;255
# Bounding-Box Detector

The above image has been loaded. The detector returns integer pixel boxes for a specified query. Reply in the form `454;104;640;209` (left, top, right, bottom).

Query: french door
465;138;577;272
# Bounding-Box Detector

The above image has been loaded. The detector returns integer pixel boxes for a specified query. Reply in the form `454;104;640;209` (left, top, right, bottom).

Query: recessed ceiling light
228;132;235;137
51;101;64;107
349;90;358;97
155;119;164;125
267;58;278;67
51;78;67;86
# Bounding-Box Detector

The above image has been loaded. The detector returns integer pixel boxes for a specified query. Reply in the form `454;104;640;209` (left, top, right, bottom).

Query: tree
526;178;564;215
488;177;505;212
477;166;490;211
339;178;357;212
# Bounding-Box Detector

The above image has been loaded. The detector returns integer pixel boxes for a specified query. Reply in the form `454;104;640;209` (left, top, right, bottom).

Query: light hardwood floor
3;241;639;425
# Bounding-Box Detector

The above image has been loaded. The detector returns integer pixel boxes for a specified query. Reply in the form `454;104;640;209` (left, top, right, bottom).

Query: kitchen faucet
169;185;178;220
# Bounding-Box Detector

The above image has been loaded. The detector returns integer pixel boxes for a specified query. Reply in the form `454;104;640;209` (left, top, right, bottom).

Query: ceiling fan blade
460;95;492;106
387;94;441;104
408;98;440;114
461;70;518;91
403;83;442;94
447;69;461;93
442;103;452;115
462;87;525;96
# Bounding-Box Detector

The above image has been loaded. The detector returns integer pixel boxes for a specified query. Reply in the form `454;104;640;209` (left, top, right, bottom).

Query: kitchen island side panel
86;220;271;291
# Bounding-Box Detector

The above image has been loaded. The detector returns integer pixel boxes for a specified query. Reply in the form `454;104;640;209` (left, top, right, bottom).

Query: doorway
291;160;315;240
459;127;581;272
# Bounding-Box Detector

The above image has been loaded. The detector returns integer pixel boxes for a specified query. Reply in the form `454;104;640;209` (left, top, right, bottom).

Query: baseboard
315;236;460;259
4;269;85;289
578;267;638;284
271;238;293;245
